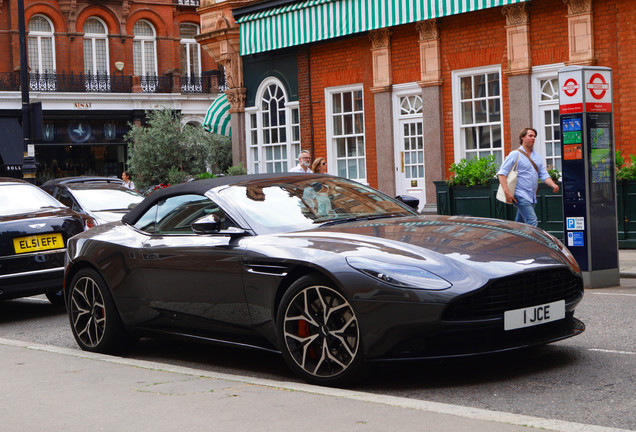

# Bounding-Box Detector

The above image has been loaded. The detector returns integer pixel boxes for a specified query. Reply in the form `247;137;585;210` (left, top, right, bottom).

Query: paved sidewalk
619;249;636;278
0;338;630;432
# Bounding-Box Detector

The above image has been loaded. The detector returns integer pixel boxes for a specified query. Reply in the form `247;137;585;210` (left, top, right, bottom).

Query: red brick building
0;0;222;183
198;0;635;211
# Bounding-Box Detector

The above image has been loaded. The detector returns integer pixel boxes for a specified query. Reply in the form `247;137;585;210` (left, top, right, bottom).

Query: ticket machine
558;66;619;288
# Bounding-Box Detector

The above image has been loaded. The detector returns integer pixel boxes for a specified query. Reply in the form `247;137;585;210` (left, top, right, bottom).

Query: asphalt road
1;283;635;431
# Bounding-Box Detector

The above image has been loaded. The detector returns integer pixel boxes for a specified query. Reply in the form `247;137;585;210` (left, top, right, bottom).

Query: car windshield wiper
318;214;399;227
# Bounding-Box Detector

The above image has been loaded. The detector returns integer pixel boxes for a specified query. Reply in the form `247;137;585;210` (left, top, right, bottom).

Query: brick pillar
416;20;443;209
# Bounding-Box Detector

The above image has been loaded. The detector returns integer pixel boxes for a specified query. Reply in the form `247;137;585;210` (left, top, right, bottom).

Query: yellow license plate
13;233;64;254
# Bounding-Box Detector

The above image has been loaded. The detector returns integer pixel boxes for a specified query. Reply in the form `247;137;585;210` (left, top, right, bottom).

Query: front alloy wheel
278;276;362;386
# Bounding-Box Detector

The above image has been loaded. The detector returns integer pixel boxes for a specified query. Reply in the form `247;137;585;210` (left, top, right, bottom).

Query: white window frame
325;84;366;183
532;63;565;173
452;65;503;163
245;77;300;174
133;20;158;77
27;14;56;73
179;23;201;77
83;17;109;75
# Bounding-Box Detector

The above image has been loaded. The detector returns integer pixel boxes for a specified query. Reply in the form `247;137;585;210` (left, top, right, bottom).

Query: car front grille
443;268;583;321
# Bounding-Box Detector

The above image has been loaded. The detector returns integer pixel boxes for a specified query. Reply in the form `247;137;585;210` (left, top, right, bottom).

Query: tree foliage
125;108;232;189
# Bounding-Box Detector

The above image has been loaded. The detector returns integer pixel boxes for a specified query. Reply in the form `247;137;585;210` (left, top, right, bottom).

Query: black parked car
41;176;144;226
1;177;84;305
63;173;584;385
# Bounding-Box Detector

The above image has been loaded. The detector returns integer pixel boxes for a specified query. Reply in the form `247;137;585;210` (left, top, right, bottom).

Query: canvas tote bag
496;152;520;203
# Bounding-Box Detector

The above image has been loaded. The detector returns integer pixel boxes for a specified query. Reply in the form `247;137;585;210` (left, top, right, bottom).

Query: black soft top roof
122;172;321;225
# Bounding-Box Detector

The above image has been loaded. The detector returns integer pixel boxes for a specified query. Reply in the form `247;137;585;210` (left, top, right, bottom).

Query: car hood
272;215;579;284
90;209;130;223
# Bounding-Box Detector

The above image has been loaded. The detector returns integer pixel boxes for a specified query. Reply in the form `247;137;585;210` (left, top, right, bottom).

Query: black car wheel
68;268;133;353
277;275;363;386
45;290;65;306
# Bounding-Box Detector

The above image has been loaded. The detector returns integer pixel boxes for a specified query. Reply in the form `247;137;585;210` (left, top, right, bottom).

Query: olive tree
125;108;232;189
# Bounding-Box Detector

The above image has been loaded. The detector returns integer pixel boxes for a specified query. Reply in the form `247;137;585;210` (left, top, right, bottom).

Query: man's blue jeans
514;196;538;226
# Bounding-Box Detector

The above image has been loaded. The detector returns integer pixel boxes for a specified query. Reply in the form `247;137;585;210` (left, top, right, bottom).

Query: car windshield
0;183;64;216
71;188;144;211
217;176;417;233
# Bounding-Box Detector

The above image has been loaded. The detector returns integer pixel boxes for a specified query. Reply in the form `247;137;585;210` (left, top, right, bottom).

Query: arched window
133;20;157;77
83;18;109;75
28;15;56;74
246;79;301;173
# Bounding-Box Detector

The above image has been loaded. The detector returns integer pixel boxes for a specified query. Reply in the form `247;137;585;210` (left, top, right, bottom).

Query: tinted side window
56;189;78;210
153;194;232;235
133;204;158;233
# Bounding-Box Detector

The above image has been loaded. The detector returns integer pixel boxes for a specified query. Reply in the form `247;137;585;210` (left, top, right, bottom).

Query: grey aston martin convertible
63;173;584;386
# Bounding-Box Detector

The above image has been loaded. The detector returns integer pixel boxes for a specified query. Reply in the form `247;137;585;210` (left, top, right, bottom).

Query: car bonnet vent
244;263;289;276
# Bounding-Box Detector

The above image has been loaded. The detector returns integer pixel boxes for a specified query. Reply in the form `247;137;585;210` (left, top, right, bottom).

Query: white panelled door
393;93;425;209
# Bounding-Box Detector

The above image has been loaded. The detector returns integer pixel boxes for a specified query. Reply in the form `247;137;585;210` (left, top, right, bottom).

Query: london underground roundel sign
559;71;583;114
587;73;609;99
563;78;579;97
584;71;612;112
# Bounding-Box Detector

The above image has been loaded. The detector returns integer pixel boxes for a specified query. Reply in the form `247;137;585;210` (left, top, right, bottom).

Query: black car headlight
346;256;451;290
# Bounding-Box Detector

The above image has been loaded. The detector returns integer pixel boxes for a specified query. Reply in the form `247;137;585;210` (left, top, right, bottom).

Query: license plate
504;300;565;331
13;233;64;254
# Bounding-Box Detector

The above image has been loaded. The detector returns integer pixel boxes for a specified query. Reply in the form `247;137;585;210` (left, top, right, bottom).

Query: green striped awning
238;0;528;55
203;93;231;137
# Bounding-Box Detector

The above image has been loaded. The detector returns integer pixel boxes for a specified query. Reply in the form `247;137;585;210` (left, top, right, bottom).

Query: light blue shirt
497;149;550;204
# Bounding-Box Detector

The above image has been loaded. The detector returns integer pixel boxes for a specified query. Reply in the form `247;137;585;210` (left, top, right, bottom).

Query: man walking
497;127;559;226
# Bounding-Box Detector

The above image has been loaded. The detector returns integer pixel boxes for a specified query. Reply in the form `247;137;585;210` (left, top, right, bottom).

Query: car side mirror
192;214;247;237
395;195;420;211
192;214;222;234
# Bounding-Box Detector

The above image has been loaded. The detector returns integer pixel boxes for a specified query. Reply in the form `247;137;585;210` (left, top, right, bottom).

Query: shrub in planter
547;168;560;182
616;150;636;181
447;155;498;187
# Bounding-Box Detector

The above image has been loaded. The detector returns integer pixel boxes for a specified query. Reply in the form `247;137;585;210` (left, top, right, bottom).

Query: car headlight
346;256;451;290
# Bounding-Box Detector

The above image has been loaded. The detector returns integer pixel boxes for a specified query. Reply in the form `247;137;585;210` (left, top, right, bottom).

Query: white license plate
504;300;565;331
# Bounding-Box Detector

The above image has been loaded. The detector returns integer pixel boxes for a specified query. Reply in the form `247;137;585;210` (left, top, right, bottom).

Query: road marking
589;292;636;297
589;348;636;356
0;337;631;432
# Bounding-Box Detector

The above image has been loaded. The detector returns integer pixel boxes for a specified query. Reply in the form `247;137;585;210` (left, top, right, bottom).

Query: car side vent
443;268;583;321
244;263;289;277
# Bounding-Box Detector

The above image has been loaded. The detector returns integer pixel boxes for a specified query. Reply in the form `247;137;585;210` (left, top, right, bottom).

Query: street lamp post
18;0;37;183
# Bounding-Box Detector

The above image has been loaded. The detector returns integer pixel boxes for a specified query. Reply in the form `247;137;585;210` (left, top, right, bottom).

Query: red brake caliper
297;320;317;359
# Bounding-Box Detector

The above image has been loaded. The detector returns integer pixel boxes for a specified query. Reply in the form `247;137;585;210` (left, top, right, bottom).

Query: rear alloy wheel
68;268;133;353
278;276;363;386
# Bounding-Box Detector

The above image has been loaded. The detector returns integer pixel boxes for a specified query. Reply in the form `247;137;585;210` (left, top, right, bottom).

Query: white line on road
0;337;631;432
589;348;636;356
589;292;636;297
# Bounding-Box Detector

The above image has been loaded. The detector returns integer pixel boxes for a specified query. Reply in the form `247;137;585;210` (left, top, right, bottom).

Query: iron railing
174;0;200;6
203;69;228;92
0;71;224;94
